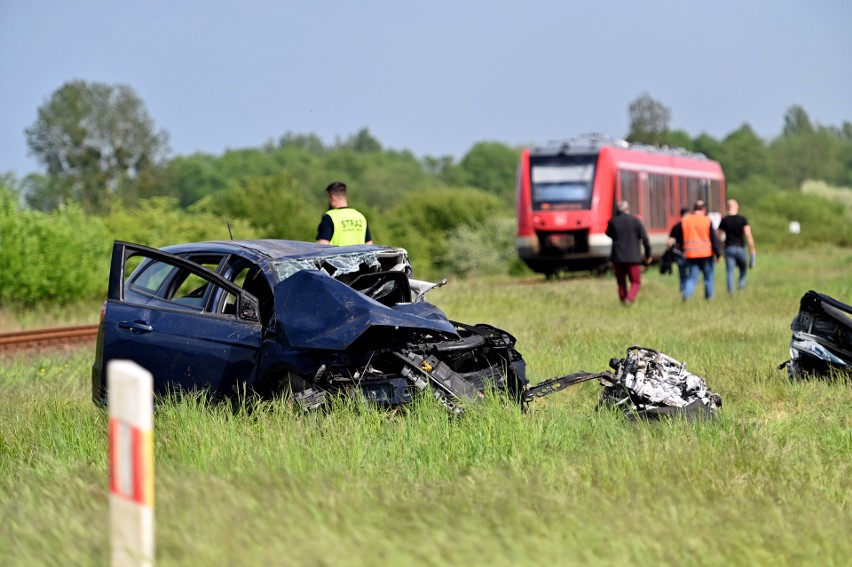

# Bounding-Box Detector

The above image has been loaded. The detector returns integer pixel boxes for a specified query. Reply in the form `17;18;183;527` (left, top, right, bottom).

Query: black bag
659;246;683;275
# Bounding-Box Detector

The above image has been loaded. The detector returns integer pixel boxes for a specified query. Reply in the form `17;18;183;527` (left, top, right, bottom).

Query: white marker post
108;360;155;567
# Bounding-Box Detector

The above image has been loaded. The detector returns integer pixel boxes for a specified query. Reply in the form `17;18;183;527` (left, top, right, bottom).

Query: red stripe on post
108;418;119;494
132;426;145;505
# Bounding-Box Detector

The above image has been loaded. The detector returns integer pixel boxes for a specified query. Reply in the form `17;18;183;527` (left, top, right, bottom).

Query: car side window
226;264;273;326
170;261;220;308
131;259;177;294
223;266;252;315
126;256;239;316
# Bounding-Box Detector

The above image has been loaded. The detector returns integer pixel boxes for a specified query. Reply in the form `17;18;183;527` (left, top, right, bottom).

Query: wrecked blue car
91;240;529;411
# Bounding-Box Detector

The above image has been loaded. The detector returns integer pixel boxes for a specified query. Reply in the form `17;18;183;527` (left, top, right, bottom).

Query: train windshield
530;154;597;210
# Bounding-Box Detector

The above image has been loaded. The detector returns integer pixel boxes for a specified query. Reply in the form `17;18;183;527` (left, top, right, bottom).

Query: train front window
530;155;596;210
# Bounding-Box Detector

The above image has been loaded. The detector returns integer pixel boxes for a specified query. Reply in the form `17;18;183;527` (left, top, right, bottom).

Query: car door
97;241;265;401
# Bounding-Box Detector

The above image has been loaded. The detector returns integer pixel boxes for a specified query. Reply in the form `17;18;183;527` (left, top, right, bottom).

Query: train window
529;154;597;210
618;170;641;215
709;180;723;212
686;177;706;208
648;174;668;229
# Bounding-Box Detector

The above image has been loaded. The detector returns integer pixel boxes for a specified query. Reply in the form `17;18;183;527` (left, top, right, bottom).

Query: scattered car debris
597;346;722;420
780;290;852;380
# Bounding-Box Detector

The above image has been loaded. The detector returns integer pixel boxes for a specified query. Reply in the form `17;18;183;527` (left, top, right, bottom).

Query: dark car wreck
92;240;725;416
92;240;533;413
781;290;852;380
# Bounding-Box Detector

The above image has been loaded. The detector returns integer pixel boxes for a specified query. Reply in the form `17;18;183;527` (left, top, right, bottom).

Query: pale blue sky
2;0;850;177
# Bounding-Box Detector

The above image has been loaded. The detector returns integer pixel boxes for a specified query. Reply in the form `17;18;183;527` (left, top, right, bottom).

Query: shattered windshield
272;250;409;282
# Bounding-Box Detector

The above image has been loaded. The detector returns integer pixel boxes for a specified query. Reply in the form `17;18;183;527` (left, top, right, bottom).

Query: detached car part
780;290;852;380
597;346;722;420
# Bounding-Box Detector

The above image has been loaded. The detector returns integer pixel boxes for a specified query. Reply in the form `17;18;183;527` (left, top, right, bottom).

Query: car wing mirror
238;294;260;322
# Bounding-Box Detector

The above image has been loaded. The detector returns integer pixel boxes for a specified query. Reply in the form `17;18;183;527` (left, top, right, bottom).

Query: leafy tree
278;131;327;155
338;127;383;153
627;93;671;145
25;80;169;213
766;106;847;188
453;141;519;204
725;175;781;210
161;153;229;207
190;172;319;241
384;187;510;277
660;129;693;150
352;150;445;210
692;133;723;162
782;105;814;137
421;155;456;178
717;124;769;183
18;173;61;211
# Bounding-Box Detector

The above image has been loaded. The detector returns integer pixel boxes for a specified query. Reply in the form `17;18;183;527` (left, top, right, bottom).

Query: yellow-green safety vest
326;208;368;246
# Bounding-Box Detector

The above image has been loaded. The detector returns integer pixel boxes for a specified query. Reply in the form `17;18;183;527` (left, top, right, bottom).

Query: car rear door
98;241;265;400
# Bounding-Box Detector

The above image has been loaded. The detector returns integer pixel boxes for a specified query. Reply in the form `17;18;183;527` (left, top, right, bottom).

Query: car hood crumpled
274;269;458;350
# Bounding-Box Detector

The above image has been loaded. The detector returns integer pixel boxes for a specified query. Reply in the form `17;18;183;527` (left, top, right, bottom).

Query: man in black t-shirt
717;199;756;294
666;207;690;295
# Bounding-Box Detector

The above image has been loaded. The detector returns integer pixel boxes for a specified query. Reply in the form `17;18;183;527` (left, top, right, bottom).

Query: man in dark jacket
606;200;652;304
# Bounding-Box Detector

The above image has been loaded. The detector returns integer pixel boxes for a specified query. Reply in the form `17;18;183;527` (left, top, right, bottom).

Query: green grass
2;246;851;566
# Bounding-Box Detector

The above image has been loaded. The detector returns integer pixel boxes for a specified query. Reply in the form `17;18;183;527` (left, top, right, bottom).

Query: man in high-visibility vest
681;200;721;301
316;181;373;246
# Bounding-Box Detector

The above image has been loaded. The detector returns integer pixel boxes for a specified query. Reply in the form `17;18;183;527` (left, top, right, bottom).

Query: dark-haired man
316;181;373;246
606;200;652;305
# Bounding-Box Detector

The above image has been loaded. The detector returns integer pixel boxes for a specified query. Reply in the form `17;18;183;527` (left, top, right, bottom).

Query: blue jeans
683;257;715;300
676;258;688;295
724;246;748;293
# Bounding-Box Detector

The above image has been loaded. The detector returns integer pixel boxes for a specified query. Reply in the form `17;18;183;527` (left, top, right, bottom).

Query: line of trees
625;92;852;190
1;81;851;306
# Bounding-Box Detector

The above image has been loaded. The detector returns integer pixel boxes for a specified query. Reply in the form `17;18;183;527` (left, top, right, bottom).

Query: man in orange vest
681;200;721;301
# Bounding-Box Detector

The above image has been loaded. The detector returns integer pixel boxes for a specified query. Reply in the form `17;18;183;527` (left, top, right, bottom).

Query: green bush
802;180;852;221
0;197;110;306
443;216;517;276
726;175;783;209
103;197;260;248
750;190;852;250
382;187;511;278
190;173;320;241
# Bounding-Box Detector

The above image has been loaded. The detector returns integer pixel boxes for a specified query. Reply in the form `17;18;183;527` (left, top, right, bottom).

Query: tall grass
1;246;850;566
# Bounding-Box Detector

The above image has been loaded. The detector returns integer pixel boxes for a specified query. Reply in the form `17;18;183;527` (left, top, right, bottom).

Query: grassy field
1;246;851;566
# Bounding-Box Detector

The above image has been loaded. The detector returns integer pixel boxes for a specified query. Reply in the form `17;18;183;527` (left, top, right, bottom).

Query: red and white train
516;134;726;275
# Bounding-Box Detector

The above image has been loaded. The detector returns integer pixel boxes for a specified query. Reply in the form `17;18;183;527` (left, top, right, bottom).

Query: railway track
0;324;99;355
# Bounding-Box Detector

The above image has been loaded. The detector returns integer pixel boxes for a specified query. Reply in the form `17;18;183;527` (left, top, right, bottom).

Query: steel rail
0;324;99;353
